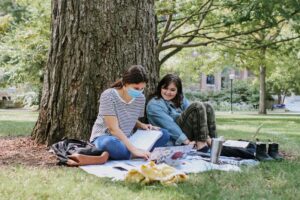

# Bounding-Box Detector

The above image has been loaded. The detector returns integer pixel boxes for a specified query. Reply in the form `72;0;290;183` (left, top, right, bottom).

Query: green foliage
157;0;299;113
267;42;300;98
0;0;50;90
0;15;13;34
185;80;265;109
0;0;29;24
160;48;204;86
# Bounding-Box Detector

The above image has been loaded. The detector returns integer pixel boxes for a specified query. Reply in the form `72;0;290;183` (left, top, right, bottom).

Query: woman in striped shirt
89;65;170;162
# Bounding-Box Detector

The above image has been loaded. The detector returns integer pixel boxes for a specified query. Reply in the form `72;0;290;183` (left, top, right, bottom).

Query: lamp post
229;74;235;113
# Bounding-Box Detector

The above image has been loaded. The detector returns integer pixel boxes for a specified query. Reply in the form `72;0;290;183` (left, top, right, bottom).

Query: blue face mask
127;87;144;98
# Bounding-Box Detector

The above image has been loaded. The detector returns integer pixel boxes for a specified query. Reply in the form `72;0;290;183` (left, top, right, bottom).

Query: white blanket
80;158;249;181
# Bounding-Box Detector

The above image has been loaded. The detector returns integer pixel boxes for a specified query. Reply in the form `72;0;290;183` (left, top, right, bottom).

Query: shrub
184;80;266;111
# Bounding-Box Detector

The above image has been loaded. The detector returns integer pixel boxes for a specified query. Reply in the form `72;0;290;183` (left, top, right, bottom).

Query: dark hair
111;65;148;88
154;74;183;108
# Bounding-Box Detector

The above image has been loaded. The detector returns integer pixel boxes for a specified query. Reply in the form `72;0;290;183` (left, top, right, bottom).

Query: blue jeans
92;129;170;160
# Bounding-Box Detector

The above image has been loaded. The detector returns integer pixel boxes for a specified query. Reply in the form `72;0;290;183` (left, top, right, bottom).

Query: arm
135;120;160;130
104;116;150;159
146;100;188;145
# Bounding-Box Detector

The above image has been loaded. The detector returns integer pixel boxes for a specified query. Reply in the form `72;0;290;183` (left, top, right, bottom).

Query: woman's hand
131;148;151;160
140;123;160;131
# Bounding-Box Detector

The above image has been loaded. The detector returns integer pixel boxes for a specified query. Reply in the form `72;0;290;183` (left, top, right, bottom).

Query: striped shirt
90;88;145;142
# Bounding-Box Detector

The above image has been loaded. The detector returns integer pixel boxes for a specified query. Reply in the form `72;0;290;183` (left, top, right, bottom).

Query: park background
1;0;300;199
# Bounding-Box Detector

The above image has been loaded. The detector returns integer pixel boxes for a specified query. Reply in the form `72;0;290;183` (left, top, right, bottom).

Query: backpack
51;139;103;165
221;141;256;159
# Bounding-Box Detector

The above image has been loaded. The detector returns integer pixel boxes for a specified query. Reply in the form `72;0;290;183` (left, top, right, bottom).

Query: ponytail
111;65;148;89
111;79;123;89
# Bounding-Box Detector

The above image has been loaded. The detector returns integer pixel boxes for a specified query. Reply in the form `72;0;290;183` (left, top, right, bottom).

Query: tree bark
32;0;157;145
259;47;267;114
277;94;282;104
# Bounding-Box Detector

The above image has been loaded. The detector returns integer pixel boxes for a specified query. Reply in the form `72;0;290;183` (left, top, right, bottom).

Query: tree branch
219;35;300;51
166;0;214;37
159;0;214;66
156;14;173;53
160;18;287;51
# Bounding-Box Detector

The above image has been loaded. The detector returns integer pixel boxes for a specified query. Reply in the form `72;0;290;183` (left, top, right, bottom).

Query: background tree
209;0;300;114
32;0;157;145
267;44;300;103
0;0;50;101
154;0;297;70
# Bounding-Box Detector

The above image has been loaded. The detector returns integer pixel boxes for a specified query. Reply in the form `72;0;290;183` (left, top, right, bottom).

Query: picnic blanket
80;156;258;181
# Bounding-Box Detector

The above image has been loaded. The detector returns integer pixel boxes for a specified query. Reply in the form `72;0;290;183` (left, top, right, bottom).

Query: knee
94;136;131;160
203;102;215;113
190;102;206;112
160;128;171;141
93;136;118;150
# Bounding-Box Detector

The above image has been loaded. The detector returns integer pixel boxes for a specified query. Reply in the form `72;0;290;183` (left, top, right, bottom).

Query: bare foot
67;151;109;166
206;138;212;147
196;141;207;150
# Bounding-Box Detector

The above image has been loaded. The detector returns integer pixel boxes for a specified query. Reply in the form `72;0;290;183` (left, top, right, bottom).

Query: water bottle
210;136;225;164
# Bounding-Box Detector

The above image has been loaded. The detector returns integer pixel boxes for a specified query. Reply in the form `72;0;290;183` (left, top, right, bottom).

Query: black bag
51;139;103;165
221;141;256;159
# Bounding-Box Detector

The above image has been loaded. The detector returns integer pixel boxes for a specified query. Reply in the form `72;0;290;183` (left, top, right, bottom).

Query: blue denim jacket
146;97;190;145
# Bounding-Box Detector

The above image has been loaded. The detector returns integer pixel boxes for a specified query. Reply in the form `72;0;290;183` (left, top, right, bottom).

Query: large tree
32;0;157;145
202;0;300;114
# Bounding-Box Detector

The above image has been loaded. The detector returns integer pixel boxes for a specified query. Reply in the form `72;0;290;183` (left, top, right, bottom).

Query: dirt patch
280;150;298;161
0;136;57;167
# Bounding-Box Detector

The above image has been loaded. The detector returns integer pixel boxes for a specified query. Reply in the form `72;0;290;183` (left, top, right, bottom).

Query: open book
129;129;163;151
149;145;193;165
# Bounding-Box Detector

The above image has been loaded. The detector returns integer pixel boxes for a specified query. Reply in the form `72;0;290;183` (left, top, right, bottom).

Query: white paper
129;130;162;151
223;140;250;148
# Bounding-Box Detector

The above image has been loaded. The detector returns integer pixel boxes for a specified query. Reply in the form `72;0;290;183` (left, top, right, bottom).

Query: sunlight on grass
217;112;300;156
0;109;38;122
0;121;36;136
0;109;37;136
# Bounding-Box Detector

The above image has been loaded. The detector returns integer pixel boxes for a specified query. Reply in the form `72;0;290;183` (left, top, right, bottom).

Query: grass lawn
0;109;300;200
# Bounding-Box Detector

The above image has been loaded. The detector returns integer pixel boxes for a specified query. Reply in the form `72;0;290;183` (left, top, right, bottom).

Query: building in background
200;68;254;92
0;90;14;108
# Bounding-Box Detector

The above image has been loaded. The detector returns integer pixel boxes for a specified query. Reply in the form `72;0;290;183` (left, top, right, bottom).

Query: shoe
256;143;273;161
197;145;210;153
268;143;283;160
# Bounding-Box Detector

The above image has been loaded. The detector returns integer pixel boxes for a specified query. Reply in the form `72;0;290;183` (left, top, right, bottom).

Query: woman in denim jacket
146;74;217;152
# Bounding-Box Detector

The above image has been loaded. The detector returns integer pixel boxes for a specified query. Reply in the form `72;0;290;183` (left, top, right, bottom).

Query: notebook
149;145;193;165
223;140;250;148
129;130;163;151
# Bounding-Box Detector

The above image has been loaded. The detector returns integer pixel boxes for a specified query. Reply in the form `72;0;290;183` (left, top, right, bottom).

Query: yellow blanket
125;161;188;185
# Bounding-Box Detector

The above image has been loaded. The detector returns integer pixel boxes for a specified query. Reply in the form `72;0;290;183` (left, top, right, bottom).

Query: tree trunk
32;0;157;145
277;94;282;104
259;64;267;114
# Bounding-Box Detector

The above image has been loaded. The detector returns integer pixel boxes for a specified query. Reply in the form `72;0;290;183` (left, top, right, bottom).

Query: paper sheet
129;130;162;151
223;140;250;148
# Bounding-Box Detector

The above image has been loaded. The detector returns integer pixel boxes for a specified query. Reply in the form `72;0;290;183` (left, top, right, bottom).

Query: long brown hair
153;74;183;108
111;65;148;88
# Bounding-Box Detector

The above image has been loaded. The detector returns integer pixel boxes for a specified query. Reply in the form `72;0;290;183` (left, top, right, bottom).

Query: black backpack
51;139;103;165
221;141;256;159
